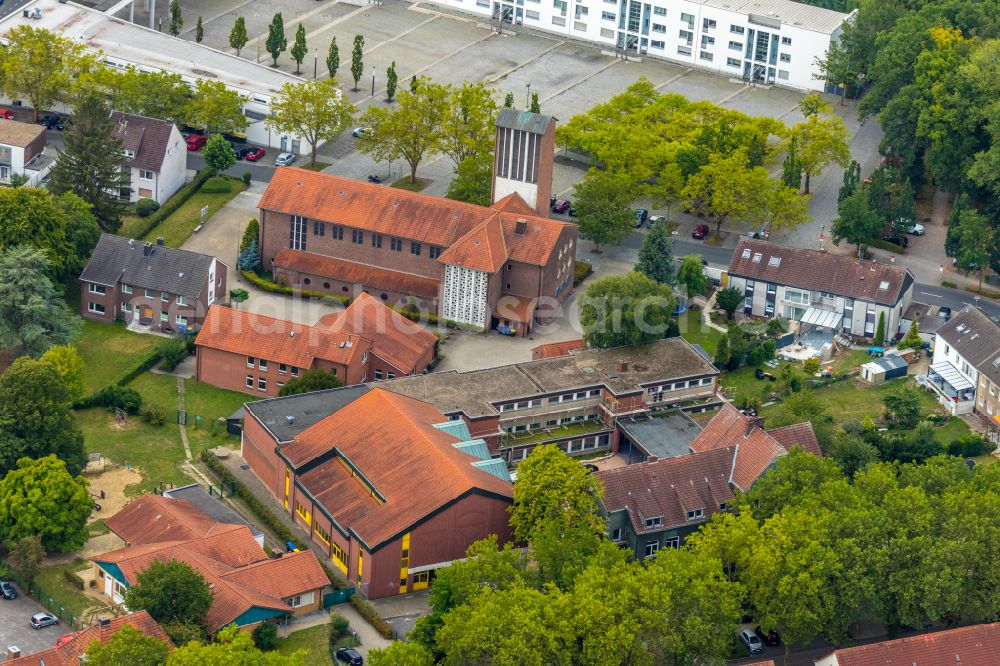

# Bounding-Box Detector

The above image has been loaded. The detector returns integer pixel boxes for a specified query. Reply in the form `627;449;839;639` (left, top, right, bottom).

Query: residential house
727;238;914;341
5;612;172;666
241;387;514;600
91;494;330;633
257;111;577;335
111;111;186;204
813;622;1000;666
596;403;819;558
195;294;437;397
928;306;1000;420
80;234;227;334
0;119;51;186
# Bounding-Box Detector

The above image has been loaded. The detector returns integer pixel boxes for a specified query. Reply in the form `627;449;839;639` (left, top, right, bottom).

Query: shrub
329;612;350;641
349;595;393;639
135;198;160;218
803;358;820;375
63;568;86;590
157;339;189;371
128;168;212;240
143;407;166;426
243;172;253;186
91;386;143;414
252;622;278;650
240;219;259;252
201;176;233;194
573;260;593;286
941;280;957;288
948;434;988;458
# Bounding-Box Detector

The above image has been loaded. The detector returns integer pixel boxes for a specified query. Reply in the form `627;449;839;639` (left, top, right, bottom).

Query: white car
896;218;925;235
351;127;371;138
274;152;296;166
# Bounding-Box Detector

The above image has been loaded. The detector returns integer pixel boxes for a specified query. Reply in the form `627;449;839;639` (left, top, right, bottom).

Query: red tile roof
438;214;508;273
823;623;1000;666
219;550;330;599
6;611;173;666
196;304;368;369
104;494;218;545
768;422;822;457
319;292;438;374
273;248;441;300
282;388;513;548
490;192;536;215
531;338;585;360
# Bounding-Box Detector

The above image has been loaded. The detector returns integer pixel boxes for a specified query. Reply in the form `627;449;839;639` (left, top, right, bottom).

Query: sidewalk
277;604;392;657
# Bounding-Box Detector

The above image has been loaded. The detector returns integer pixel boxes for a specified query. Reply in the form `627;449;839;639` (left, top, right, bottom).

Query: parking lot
0;587;68;657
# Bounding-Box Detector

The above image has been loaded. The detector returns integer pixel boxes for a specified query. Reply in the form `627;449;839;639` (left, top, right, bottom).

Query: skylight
742;248;751;259
878;280;889;290
768;256;781;267
752;253;762;263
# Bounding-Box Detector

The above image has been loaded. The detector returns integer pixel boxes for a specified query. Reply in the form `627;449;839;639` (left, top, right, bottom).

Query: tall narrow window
290;215;307;251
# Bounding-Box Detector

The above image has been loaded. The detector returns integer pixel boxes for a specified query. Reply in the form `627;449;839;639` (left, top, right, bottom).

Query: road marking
361;15;440;55
654;68;692;90
182;0;271;35
776;103;800;120
716;85;750;106
246;1;365;51
540;58;619;104
918;292;942;298
484;41;566;84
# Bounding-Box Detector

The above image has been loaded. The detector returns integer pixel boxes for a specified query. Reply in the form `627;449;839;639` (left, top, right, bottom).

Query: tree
831;190;882;256
440;82;497;165
278;368;343;396
715;286;743;320
168;0;183;36
266;13;287;67
714;333;731;368
40;345;85;401
573;169;635;252
883;386;921;427
446;154;492;207
635;216;675;285
385;61;398;102
230;17;249;56
676;254;707;297
410;75;418;94
7;536;45;582
579;273;675;350
765;181;811;233
237;240;260;271
892;177;916;230
0;247;80;357
898;320;922;351
874;312;886;346
682;152;771;237
59;192;101;275
85;625;171;666
326;37;339;79
509;444;604;543
791;113;851;194
782;135;802;190
195;16;204;43
202;135;236;174
944;193;969;258
267;79;356;166
0;455;91;552
48;93;130;233
951;209;994;289
161;622;205;648
503;92;514;108
229;288;249;308
838;159;861;203
167;625;306;666
184;80;248;138
125;559;212;627
241;218;259;252
350;34;364;91
529;91;541;114
0;186;77;278
252;622;278;651
0;26;86;122
368;642;434;666
291;24;307;75
356;78;449;184
74;67;192;124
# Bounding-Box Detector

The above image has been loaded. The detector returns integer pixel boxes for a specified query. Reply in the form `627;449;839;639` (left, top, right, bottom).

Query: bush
243;172;253;186
349;596;393;639
63;568;86;591
127;169;212;240
948;434;989;458
252;622;278;650
573;260;593;286
161;621;207;646
240;269;350;304
200;176;232;194
329;612;350;641
143;407;166;426
157;339;189;372
941;280;957;288
135;198;161;218
803;358;820;375
85;385;143;414
115;349;162;386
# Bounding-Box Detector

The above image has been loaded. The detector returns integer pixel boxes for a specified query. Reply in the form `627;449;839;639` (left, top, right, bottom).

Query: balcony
923;362;976;416
501;418;609;448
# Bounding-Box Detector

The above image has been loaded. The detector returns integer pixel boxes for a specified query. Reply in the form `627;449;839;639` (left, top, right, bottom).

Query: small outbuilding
861;355;909;384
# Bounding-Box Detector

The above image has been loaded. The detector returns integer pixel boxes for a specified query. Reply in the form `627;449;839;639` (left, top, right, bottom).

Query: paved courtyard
0;590;68;657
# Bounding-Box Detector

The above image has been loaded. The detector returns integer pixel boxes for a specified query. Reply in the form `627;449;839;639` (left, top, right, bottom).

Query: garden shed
860;355;909;384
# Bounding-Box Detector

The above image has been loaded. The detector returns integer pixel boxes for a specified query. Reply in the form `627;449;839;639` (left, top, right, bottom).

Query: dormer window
687;508;704;520
644;517;662;528
719;502;728;511
123;149;135;158
741;248;751;259
768;256;780;267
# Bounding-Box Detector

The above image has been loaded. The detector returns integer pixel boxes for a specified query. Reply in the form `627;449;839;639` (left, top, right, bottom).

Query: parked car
275;152;296;166
40;113;61;129
881;233;909;248
335;647;364;665
755;626;780;646
244;147;265;161
0;109;14;119
738;628;763;654
551;199;572;214
185;134;207;151
351;127;371;138
30;612;58;630
896;218;925;235
0;580;15;599
647;214;665;229
231;144;251;160
633;208;648;228
692;223;708;240
55;117;71;131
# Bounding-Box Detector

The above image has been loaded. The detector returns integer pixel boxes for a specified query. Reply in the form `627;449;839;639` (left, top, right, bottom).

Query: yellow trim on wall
283;467;290;509
331;542;348;575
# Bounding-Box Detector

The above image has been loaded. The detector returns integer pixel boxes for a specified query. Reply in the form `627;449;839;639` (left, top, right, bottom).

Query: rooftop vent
290;330;296;337
515;219;528;235
616;360;629;372
156;237;164;246
143;241;153;257
99;618;111;627
285;415;295;425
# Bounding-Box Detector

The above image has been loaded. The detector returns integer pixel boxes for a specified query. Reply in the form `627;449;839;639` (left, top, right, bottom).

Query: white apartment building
434;0;852;91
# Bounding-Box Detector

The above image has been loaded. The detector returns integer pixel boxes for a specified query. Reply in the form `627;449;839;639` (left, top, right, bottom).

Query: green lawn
75;320;161;393
124;176;245;247
677;308;724;356
275;624;333;666
33;560;97;626
299;161;331;172
391;177;431;192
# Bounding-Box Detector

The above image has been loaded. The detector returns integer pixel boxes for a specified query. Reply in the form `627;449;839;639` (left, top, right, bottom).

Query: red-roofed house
241;386;514;599
5;612;172;666
813;623;1000;666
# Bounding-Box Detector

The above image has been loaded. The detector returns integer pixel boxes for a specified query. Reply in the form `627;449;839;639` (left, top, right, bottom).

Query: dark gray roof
80;233;222;298
111;111;176;173
937;306;1000;386
243;384;372;443
161;484;262;537
619;410;703;459
871;356;908;372
495;108;554;134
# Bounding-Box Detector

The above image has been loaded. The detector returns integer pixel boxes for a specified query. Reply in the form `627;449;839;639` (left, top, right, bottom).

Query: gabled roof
766;422;822;457
936;306;1000;386
195;305;369;369
282;388;513;549
727;238;912;306
80;233;221;298
219;551;330;600
819;622;1000;666
437;214;508;273
105;494;219;545
111;111;178;173
272;249;440;300
490;192;537;215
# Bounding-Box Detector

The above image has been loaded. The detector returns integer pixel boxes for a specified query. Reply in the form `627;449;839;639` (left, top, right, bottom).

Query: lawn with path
120;176;246;247
75;320;161;393
677;308;724;356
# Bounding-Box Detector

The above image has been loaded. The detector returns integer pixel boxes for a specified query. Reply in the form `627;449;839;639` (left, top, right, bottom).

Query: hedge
574;260;593;287
349;595;393;639
128;168;213;241
63;569;86;591
117;349;163;386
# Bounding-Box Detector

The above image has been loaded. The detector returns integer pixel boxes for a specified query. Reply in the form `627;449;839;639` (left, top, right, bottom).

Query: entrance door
0;166;9;182
139;305;153;323
104;573;112;597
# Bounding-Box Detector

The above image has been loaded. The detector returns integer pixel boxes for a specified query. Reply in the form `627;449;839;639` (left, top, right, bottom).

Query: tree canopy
166;625;305;666
445;154;493;207
0;246;80;358
573;169;636;252
0;26;87;122
278;368;343;396
267;80;356;166
579;272;675;349
635;217;675;285
0;454;91;552
84;625;171;666
124;559;213;628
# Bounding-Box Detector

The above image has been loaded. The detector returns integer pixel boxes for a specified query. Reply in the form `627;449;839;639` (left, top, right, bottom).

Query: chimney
515;219;527;235
745;415;765;437
142;241;152;257
6;646;20;660
156;237;165;246
99;617;112;641
616;360;629;372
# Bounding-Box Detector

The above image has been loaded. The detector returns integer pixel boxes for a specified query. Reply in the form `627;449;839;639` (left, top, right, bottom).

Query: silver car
275;152;296;166
738;628;763;654
30;612;58;629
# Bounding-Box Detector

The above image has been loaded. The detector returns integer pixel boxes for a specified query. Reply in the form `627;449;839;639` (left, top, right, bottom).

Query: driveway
0;589;68;657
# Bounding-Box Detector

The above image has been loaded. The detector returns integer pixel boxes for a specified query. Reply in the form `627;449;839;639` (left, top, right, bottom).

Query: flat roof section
699;0;851;34
162;484;263;539
0;0;306;98
243;385;372;443
619;411;704;460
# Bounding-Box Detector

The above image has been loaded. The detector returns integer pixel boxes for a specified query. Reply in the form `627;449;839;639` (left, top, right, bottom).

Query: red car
244;147;265;161
692;223;708;240
551;199;572;214
0;110;13;120
186;135;207;151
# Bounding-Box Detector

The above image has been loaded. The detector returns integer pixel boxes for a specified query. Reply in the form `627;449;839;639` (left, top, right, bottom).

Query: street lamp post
525;82;531;109
257;33;261;63
371;66;376;97
314;50;318;80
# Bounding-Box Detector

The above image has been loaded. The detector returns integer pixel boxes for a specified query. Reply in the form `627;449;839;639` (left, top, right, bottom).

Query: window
719;502;728;510
526;9;539;19
687;508;705;519
679;29;692;41
730;24;744;34
785;288;810;305
176;295;185;306
290;215;307;251
742;248;751;259
352;229;363;244
429;246;442;259
175;314;187;326
652;22;665;32
145;288;155;299
258;377;266;391
374;369;383;380
89;283;106;294
121;301;132;311
653;6;666;15
411;242;421;256
752;252;762;263
87;302;106;314
677;45;692;56
330;542;347;573
778;70;789;80
644;541;659;558
161;291;169;302
768;256;781;267
665;536;680;549
291;366;299;377
247;356;255;368
387;372;396;379
287;591;314;608
313;221;325;236
680;12;694;26
780;53;791;63
259;359;268;371
781;36;792;45
313;521;330;545
729;40;742;50
160;312;168;322
139;169;154;180
390;237;403;252
121;284;133;294
701;35;714;46
331;225;344;240
602;10;615;20
279;363;287;374
644;517;662;528
702;18;716;29
727;57;741;67
611;527;623;541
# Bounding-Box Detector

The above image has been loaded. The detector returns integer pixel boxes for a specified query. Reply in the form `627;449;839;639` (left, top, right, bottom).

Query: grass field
275;625;333;666
677;308;724;356
119;176;245;247
34;560;96;626
75;320;161;393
